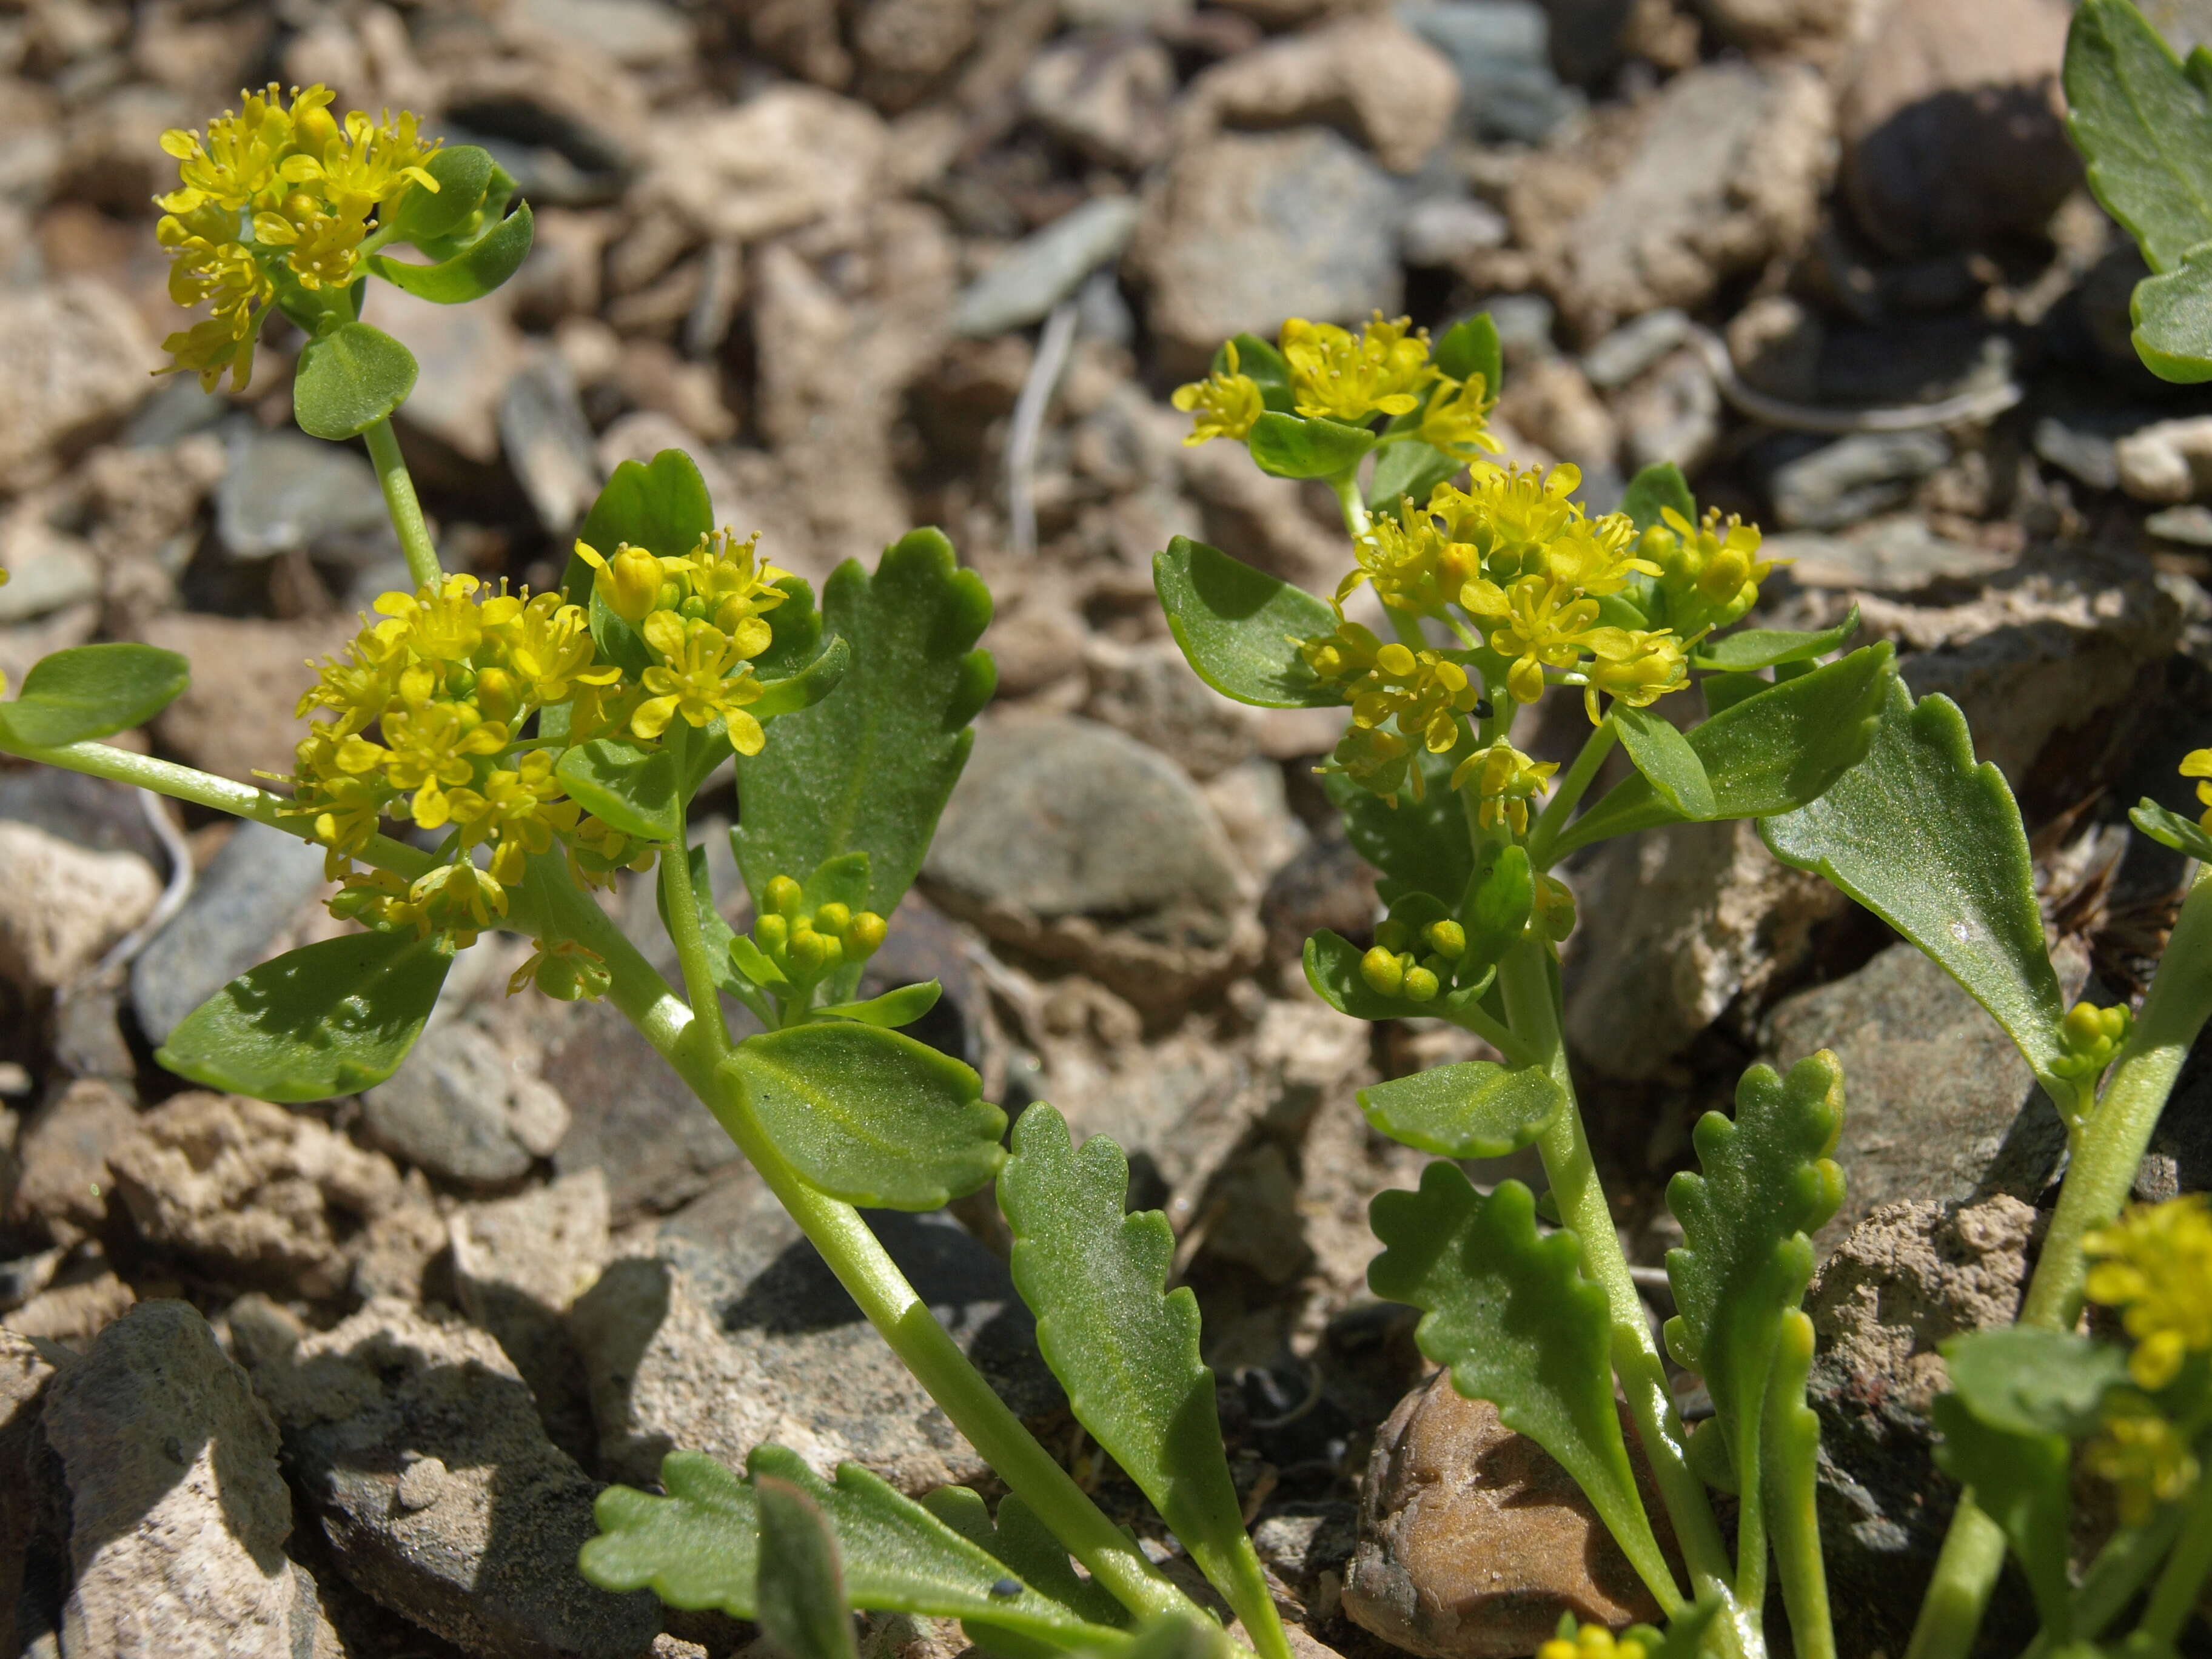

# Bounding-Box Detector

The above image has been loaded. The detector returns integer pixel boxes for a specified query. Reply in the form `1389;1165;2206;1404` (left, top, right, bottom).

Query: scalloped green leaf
811;980;942;1028
1613;705;1717;820
1358;1061;1561;1157
564;449;716;605
1248;413;1375;480
997;1105;1283;1653
757;1475;859;1659
1622;462;1696;534
155;930;452;1104
293;321;418;441
1760;678;2066;1082
2133;795;2212;862
752;632;851;721
2132;243;2212;380
1368;1168;1679;1607
367;199;533;304
1693;607;1861;673
1663;1053;1845;1599
582;1447;1130;1649
2066;0;2212;272
0;643;189;746
1552;642;1894;859
735;530;994;924
1323;748;1470;908
722;1022;1004;1210
1152;538;1339;709
920;1488;1129;1635
557;737;680;843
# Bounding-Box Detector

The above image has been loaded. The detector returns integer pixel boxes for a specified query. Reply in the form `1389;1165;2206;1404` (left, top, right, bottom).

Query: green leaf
582;1447;1130;1649
1151;538;1339;709
1693;606;1861;672
753;634;852;721
753;576;824;680
1553;642;1894;858
0;643;189;746
920;1488;1128;1635
1247;413;1375;480
1622;462;1696;534
722;1022;1005;1210
367;201;533;304
155;930;452;1103
804;851;873;915
557;737;680;843
2065;0;2212;271
729;933;790;990
293;321;418;441
997;1105;1281;1647
1463;842;1535;971
2131;795;2212;862
1368;1168;1679;1606
756;1476;860;1659
1304;930;1407;1022
1366;438;1464;514
811;981;942;1028
1357;1062;1562;1157
1324;748;1470;907
1760;678;2066;1082
2131;243;2212;380
1435;312;1502;397
385;144;494;246
564;449;717;605
1701;672;1770;718
734;530;994;921
1613;706;1717;820
1940;1328;2130;1441
1216;332;1293;412
1929;1395;2074;1637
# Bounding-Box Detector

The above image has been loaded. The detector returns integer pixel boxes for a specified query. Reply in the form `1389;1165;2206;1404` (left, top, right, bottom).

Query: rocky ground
1;0;2210;1654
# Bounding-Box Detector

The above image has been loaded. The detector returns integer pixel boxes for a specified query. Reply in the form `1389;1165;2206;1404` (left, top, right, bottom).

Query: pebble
641;84;887;246
952;195;1144;338
1769;430;1952;531
1764;516;2014;591
2116;413;2212;504
1580;306;1693;390
0;1330;62;1658
42;1301;337;1658
1020;33;1176;170
1400;0;1580;145
568;1165;1062;1495
499;352;602;534
360;1021;569;1188
1343;1373;1668;1659
0;823;158;997
214;427;396;565
0;280;155;491
130;819;329;1047
1399;195;1509;268
241;1296;663;1659
2032;411;2144;492
1130;128;1403;370
6;1077;138;1246
1816;317;2013;407
505;0;697;67
2148;504;2212;545
0;529;99;624
1614;347;1720;475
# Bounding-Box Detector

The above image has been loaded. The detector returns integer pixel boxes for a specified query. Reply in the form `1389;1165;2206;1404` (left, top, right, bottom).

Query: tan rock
132;612;360;786
1493;357;1619;475
0;824;160;996
7;1078;139;1244
1345;1374;1671;1659
1022;33;1177;169
2116;414;2212;504
0;1330;63;1658
5;1263;137;1352
642;85;887;245
0;280;156;491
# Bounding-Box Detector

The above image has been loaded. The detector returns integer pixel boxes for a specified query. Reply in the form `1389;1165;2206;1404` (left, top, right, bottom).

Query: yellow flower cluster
1171;339;1267;446
2086;1401;2199;1526
1359;915;1466;1004
2183;747;2212;829
1538;1620;1646;1659
1643;505;1778;637
155;84;441;390
2085;1195;2212;1390
1299;624;1481;805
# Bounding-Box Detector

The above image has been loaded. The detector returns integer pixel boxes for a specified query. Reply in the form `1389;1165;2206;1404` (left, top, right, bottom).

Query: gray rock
1082;637;1259;782
1398;1;1580;145
1130;129;1403;370
568;1167;1062;1495
953;196;1144;338
1803;1197;2043;1659
378;286;529;466
43;1301;336;1659
215;428;397;565
1614;347;1720;475
2033;411;2142;492
1021;34;1176;170
0;535;98;623
1580;307;1693;390
1399;195;1509;267
131;820;329;1046
507;0;697;65
1483;292;1558;365
243;1297;662;1659
0;823;159;997
1765;517;2014;593
2133;1022;2212;1205
0;1330;65;1659
0;769;169;868
1766;944;2084;1255
499;354;602;535
1769;431;1951;531
360;1022;569;1187
6;1077;138;1245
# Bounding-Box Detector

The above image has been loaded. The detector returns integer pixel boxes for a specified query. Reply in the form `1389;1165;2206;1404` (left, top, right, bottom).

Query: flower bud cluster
1360;916;1467;1004
752;875;889;987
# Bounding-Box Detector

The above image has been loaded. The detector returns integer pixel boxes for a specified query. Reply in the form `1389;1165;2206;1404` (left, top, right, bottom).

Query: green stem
2137;1459;2212;1646
658;816;732;1067
1329;472;1371;538
1496;940;1744;1642
1438;997;1535;1067
1763;1314;1835;1659
2017;1501;2196;1657
363;417;442;589
1524;716;1617;871
530;859;1205;1631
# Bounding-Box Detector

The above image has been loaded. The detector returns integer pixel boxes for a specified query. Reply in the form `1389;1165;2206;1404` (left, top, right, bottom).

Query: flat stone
1764;517;2014;592
952;195;1143;337
0;280;155;491
1401;0;1579;146
0;526;99;623
376;286;529;466
0;768;169;868
1343;1373;1667;1659
1765;944;2083;1254
0;823;159;997
360;1021;569;1187
1769;431;1951;531
1580;307;1694;389
2148;504;2212;546
1399;195;1509;267
6;1078;138;1246
132;819;330;1046
44;1301;335;1659
243;1297;662;1659
2033;412;2148;492
500;352;602;534
568;1166;1062;1495
1021;34;1176;170
132;611;359;786
215;427;397;565
640;85;886;245
1130;128;1403;372
2117;413;2212;504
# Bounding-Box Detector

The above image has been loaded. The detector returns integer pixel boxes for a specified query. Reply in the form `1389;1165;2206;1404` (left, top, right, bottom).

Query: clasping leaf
557;737;680;844
0;643;188;746
1152;538;1339;709
1357;1062;1561;1158
1248;413;1375;480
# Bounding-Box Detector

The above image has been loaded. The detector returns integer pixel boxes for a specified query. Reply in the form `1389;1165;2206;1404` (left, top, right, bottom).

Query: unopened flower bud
1637;524;1678;563
1360;947;1405;998
679;595;709;622
1698;547;1750;606
1402;965;1440;1002
1424;919;1466;959
846;911;887;958
754;913;788;954
588;542;663;625
814;901;851;937
765;875;804;918
472;666;519;724
786;927;831;977
294;104;338;156
655;580;684;615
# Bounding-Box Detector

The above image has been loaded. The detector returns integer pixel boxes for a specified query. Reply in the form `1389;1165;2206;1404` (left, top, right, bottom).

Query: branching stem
364;417;441;589
1524;715;1617;871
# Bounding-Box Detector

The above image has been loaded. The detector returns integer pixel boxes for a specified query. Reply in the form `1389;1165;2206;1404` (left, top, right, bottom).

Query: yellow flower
1328;723;1417;806
500;593;619;706
251;198;364;290
508;940;612;1002
1298;616;1387;689
444;751;583;883
676;528;789;654
570;814;658;888
1449;741;1557;837
406;860;506;947
1531;873;1576;942
1280;313;1436;423
156;83;317;216
1346;504;1481;617
575;539;666;626
1654;506;1777;629
1580;627;1687;723
1417;374;1503;458
1540;512;1656;600
377;574;489;664
1431;463;1586;584
2085;1403;2199;1526
1540;1619;1645;1659
2182;748;2212;829
632;614;767;754
280;106;440;223
1347;643;1480;756
1171;339;1267;446
1463;574;1600;705
2085;1195;2212;1390
371;700;509;828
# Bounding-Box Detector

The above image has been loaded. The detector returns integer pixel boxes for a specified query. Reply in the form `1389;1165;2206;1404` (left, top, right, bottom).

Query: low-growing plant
1151;297;2212;1659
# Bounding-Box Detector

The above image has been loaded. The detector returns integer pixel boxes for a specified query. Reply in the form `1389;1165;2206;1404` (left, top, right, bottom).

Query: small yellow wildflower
1431;464;1586;584
1531;873;1576;942
1538;1618;1646;1659
1346;503;1481;616
366;699;509;828
444;751;584;884
575;540;666;626
1652;506;1777;630
500;593;620;706
633;614;767;754
1171;340;1266;446
1462;575;1600;705
1580;627;1687;723
2085;1195;2212;1390
2182;748;2212;829
2085;1402;2199;1525
1417;374;1503;458
1330;723;1418;806
676;528;789;654
1450;742;1557;836
508;939;612;1003
1281;313;1436;424
406;860;506;948
1298;615;1387;689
